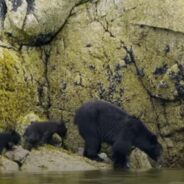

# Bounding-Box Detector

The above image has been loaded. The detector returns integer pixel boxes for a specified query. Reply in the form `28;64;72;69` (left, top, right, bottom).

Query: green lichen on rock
0;46;46;130
0;48;33;128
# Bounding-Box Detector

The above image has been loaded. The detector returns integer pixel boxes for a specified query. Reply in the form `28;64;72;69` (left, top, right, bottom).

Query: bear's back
75;101;130;139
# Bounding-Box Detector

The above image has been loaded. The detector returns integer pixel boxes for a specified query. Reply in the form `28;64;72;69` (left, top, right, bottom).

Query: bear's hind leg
84;138;103;162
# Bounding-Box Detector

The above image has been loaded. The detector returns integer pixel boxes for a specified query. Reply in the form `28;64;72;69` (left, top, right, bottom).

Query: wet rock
129;149;152;170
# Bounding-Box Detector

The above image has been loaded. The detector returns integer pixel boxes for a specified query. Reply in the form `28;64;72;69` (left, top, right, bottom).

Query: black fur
74;100;162;168
0;130;20;153
23;120;67;150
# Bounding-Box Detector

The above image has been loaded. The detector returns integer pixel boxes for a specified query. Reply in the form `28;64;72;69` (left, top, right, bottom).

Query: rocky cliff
0;0;184;168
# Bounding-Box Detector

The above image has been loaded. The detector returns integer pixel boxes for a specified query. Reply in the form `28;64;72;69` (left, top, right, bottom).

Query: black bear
23;120;67;150
0;130;21;154
74;100;162;168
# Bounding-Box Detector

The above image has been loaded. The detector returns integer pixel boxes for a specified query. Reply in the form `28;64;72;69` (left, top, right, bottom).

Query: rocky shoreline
0;146;153;173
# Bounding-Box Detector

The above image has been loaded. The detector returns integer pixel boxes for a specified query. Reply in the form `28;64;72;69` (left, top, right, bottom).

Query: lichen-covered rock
21;146;111;172
0;45;48;131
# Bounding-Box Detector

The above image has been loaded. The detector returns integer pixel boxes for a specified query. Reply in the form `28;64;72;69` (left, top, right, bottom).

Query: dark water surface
0;169;184;184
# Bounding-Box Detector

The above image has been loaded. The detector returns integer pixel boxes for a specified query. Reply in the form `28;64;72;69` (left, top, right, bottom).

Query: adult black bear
74;100;162;168
0;130;21;153
23;120;67;150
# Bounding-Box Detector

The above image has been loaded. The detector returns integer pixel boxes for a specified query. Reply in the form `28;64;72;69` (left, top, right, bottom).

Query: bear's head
144;134;163;161
132;119;163;162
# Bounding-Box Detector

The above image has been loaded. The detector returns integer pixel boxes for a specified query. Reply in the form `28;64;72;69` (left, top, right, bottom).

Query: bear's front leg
112;138;131;169
83;138;103;162
112;150;129;169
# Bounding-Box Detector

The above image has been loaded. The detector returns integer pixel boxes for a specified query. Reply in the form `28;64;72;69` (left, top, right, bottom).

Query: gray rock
5;146;30;166
98;152;111;163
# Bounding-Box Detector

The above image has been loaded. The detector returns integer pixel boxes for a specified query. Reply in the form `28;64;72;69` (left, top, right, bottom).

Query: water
0;169;184;184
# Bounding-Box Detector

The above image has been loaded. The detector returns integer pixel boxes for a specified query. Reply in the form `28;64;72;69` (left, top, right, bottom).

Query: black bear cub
74;100;162;168
24;120;67;150
0;130;21;153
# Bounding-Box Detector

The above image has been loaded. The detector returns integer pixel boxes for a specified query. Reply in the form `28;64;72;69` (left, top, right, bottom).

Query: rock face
0;0;184;168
